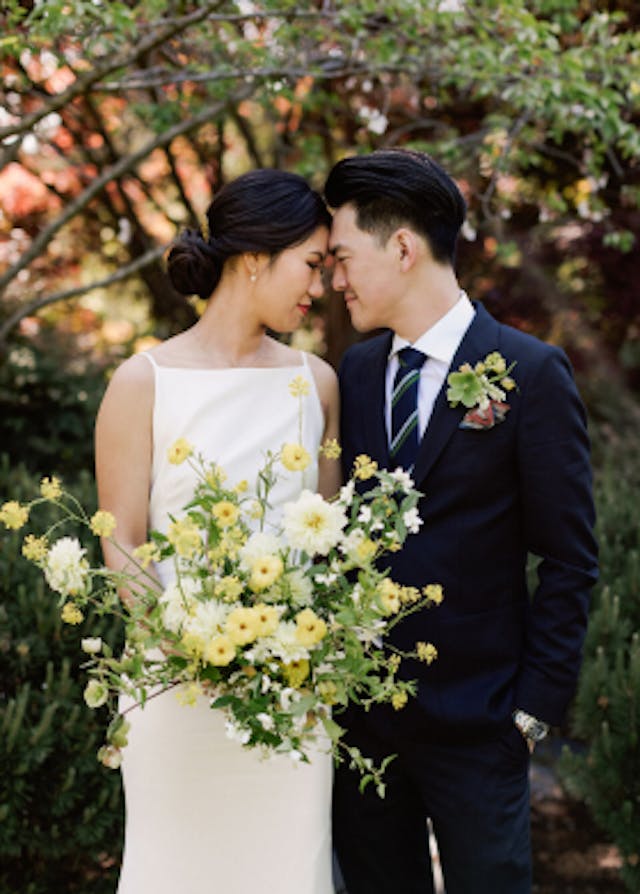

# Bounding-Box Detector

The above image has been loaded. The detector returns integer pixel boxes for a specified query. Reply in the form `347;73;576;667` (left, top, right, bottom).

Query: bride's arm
308;354;341;500
94;353;157;608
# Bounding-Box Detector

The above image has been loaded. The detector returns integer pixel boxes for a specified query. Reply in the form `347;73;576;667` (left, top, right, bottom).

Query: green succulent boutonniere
447;351;517;430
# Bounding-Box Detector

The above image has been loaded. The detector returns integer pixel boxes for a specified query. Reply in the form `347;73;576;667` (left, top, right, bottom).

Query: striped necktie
390;346;427;472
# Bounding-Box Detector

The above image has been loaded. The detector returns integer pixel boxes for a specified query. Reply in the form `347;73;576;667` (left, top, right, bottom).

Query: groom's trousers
333;717;531;894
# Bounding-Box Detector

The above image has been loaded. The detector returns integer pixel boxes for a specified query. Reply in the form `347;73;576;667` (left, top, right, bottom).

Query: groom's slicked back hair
325;149;466;265
168;169;330;300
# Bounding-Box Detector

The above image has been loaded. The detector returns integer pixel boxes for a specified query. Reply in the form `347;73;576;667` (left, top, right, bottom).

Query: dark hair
324;149;466;265
167;169;331;299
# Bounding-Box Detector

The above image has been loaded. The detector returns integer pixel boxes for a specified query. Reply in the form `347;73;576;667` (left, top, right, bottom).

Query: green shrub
0;457;123;894
560;433;640;891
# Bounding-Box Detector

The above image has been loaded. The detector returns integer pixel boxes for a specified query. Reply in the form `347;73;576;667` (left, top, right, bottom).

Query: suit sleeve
514;346;598;725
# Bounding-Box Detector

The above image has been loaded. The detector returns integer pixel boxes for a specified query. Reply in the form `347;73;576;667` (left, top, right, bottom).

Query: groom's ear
393;228;419;273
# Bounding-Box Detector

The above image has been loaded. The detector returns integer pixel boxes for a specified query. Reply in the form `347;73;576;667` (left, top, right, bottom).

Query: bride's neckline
151;363;306;372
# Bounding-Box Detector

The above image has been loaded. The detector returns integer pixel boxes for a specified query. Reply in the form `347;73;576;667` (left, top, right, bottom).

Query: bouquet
2;379;442;796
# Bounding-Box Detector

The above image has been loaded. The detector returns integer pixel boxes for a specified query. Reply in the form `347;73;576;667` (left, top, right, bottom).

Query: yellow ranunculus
181;630;206;657
90;510;117;538
356;537;377;562
204;634;236;666
61;602;84;625
212;501;240;528
283;658;310;688
40;476;62;500
281;442;311;472
253;603;279;636
22;534;48;562
167;437;193;465
378;579;401;615
295;608;327;647
250;554;283;592
0;501;30;530
226;607;259;646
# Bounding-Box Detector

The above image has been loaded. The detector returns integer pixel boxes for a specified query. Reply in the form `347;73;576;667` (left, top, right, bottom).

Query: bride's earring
250;273;257;283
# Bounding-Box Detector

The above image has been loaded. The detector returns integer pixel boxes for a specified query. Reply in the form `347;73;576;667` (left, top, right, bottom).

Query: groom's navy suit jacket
339;303;598;744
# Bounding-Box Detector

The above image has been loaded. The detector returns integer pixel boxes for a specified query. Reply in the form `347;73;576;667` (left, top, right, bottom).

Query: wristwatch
513;709;549;751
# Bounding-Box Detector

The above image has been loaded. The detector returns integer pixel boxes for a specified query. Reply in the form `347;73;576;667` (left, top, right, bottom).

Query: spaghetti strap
300;351;310;371
140;351;159;370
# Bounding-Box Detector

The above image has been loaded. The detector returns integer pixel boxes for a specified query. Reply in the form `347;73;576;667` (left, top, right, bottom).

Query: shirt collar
389;290;475;365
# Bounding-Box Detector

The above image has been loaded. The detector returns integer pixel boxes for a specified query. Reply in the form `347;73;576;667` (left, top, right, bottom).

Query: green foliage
0;458;124;894
0;326;109;477
560;435;640;891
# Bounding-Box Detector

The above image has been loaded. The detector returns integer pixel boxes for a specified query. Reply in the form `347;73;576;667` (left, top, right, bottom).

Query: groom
325;149;598;894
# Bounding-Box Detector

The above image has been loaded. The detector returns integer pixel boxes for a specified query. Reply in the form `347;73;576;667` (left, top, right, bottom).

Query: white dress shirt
385;291;476;441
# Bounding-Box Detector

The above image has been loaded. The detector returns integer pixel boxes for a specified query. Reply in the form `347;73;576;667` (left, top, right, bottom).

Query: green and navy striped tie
390;346;426;471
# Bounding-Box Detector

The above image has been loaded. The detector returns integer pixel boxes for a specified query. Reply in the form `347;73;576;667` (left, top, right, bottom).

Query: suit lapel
413;303;501;485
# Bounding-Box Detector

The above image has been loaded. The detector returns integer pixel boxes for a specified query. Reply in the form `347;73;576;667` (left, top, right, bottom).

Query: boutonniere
446;351;517;430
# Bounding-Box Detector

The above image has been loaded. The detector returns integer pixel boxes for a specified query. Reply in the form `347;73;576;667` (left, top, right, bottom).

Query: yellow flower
378;578;401;615
484;351;506;374
22;534;48;562
204;634;236;666
250;554;284;592
132;542;160;569
283;659;310;688
253;603;279;636
400;585;421;604
423;583;444;605
356;537;377;562
249;500;265;520
214;575;244;602
317;680;339;705
181;630;206;657
474;362;486;375
281;442;311;472
417;641;438;664
61;602;84;625
353;454;378;481
212;501;240;528
167;518;202;558
295;608;327;647
388;654;401;673
90;510;116;538
40;476;62;500
319;438;341;460
205;463;227;488
289;375;311;397
0;500;30;530
167;437;193;465
176;682;203;706
501;376;516;391
226;607;259;646
392;690;408;711
234;479;249;494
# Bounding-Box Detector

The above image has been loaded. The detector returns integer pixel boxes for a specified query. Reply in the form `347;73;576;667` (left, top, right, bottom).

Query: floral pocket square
447;351;517;432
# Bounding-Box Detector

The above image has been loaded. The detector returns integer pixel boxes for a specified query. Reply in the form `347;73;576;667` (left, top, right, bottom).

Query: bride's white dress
116;353;334;894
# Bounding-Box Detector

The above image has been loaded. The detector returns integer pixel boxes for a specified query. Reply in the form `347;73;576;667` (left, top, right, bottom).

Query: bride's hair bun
167;170;331;302
166;229;223;300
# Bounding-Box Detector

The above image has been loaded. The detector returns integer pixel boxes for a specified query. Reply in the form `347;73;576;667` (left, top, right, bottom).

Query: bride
94;169;339;894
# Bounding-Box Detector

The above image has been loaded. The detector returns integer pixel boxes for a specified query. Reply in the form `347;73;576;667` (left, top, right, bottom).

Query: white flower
224;720;251;744
338;480;355;504
403;508;423;534
185;599;229;641
44;537;89;596
389;468;415;491
159;577;200;633
286;569;313;606
266;621;310;663
341;528;366;560
357;505;372;524
239;532;281;570
256;712;275;731
314;572;338;586
81;637;102;654
282;490;347;556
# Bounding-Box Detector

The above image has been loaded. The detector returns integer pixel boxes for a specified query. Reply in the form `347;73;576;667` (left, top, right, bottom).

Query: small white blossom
403;508;423;534
389;468;415;490
81;637;102;654
44;537;89;596
256;712;275;731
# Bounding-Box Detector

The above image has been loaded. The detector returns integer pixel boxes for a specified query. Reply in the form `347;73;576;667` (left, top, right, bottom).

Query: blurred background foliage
0;0;638;891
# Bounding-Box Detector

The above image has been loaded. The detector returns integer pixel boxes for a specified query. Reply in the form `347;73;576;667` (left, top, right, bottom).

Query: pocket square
459;399;510;430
